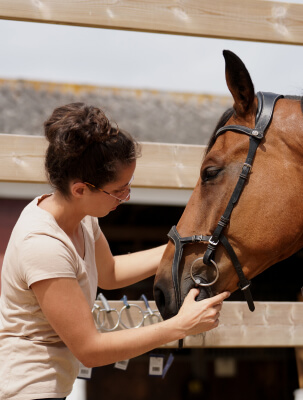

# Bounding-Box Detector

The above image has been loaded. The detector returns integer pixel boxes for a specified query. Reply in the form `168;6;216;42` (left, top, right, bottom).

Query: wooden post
296;348;303;389
296;291;303;388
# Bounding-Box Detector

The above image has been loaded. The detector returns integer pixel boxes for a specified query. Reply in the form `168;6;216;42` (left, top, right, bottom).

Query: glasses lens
118;188;131;203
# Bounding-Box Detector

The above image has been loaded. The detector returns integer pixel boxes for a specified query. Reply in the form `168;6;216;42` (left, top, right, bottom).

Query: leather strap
168;225;211;310
168;226;211;349
220;235;255;311
167;91;283;323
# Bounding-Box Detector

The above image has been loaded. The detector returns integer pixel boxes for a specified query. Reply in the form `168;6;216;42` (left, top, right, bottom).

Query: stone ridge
0;79;232;145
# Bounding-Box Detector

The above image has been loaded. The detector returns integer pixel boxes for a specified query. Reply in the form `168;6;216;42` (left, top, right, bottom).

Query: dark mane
206;107;234;154
285;95;303;115
206;95;303;155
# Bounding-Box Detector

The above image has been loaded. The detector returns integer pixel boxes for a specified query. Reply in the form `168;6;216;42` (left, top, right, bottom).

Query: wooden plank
93;301;303;348
136;142;204;189
0;0;303;45
0;135;47;183
0;134;205;189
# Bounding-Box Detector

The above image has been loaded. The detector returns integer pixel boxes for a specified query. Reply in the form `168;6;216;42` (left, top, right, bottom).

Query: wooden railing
1;0;303;45
94;300;303;348
0;134;205;189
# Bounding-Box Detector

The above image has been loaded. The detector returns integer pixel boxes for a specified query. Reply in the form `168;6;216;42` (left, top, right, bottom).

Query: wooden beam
1;0;303;45
94;301;303;348
0;135;47;184
0;134;205;189
295;293;303;388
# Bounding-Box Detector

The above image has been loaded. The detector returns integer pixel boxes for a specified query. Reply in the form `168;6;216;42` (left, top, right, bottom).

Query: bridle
168;92;283;318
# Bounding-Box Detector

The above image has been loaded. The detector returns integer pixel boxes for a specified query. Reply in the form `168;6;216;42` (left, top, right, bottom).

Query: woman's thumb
186;287;200;301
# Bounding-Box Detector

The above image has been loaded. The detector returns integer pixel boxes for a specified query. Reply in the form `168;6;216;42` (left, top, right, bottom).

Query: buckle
243;162;252;172
240;163;252;180
209;237;219;246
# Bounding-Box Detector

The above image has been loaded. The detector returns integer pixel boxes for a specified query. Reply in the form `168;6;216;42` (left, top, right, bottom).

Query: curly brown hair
44;103;140;197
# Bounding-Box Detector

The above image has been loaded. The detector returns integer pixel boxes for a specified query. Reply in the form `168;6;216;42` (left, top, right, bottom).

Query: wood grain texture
94;300;303;348
0;0;303;45
0;134;205;188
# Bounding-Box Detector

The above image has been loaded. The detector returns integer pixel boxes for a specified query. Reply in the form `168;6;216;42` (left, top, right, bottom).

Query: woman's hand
176;289;230;337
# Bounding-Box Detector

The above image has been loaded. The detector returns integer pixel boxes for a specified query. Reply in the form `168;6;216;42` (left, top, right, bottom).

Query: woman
0;103;230;400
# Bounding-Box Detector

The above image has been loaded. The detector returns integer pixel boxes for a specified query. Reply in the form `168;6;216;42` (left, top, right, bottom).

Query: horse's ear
223;50;255;117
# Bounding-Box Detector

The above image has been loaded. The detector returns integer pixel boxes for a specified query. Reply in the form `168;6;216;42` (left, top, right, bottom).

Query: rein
168;92;283;323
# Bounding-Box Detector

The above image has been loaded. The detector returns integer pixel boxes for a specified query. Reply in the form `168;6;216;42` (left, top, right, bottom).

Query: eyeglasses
84;175;134;204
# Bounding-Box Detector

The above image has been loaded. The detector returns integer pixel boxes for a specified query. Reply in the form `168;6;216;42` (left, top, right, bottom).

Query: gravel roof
0;79;232;145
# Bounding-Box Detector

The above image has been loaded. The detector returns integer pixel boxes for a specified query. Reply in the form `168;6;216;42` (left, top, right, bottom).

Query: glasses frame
84;175;134;204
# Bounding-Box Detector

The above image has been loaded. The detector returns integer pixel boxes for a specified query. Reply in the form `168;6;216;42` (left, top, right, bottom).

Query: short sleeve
19;233;78;288
91;217;101;242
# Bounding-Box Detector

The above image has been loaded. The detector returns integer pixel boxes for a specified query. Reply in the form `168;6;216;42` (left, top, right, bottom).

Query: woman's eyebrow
114;182;129;191
117;175;134;190
117;182;128;189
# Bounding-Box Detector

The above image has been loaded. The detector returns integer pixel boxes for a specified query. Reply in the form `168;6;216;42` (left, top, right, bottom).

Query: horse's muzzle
153;277;212;320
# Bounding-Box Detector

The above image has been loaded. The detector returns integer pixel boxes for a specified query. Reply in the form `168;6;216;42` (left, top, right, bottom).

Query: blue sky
0;19;303;96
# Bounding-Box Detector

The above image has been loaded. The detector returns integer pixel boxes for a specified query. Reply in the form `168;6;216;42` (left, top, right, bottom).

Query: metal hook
140;294;161;325
97;293;111;313
140;294;153;315
121;294;131;309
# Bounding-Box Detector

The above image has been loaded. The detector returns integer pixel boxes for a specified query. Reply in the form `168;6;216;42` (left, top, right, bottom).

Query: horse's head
154;50;303;320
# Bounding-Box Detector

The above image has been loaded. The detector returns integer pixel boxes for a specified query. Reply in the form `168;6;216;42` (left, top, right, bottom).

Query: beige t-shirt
0;196;101;400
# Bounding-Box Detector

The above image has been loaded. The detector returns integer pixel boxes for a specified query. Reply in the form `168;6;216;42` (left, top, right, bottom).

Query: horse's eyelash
201;168;221;183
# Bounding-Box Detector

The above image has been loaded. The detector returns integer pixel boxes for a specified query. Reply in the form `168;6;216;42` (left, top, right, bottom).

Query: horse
153;50;303;321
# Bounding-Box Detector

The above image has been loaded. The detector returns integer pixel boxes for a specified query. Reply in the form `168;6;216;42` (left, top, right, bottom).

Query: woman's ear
70;182;87;198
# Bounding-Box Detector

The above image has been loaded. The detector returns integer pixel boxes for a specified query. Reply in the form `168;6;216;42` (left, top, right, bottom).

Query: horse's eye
202;167;221;183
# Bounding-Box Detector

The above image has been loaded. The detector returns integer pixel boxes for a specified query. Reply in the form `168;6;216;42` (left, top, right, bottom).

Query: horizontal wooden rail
1;0;303;45
94;300;303;348
0;134;205;189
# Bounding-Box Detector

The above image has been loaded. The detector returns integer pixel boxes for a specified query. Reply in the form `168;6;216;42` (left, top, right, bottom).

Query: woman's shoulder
82;215;101;241
13;195;73;249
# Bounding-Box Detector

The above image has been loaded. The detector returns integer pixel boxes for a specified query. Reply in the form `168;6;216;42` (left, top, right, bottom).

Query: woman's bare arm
31;277;229;368
95;232;166;289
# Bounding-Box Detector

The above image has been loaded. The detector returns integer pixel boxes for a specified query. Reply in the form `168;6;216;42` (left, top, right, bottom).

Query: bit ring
190;257;219;287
